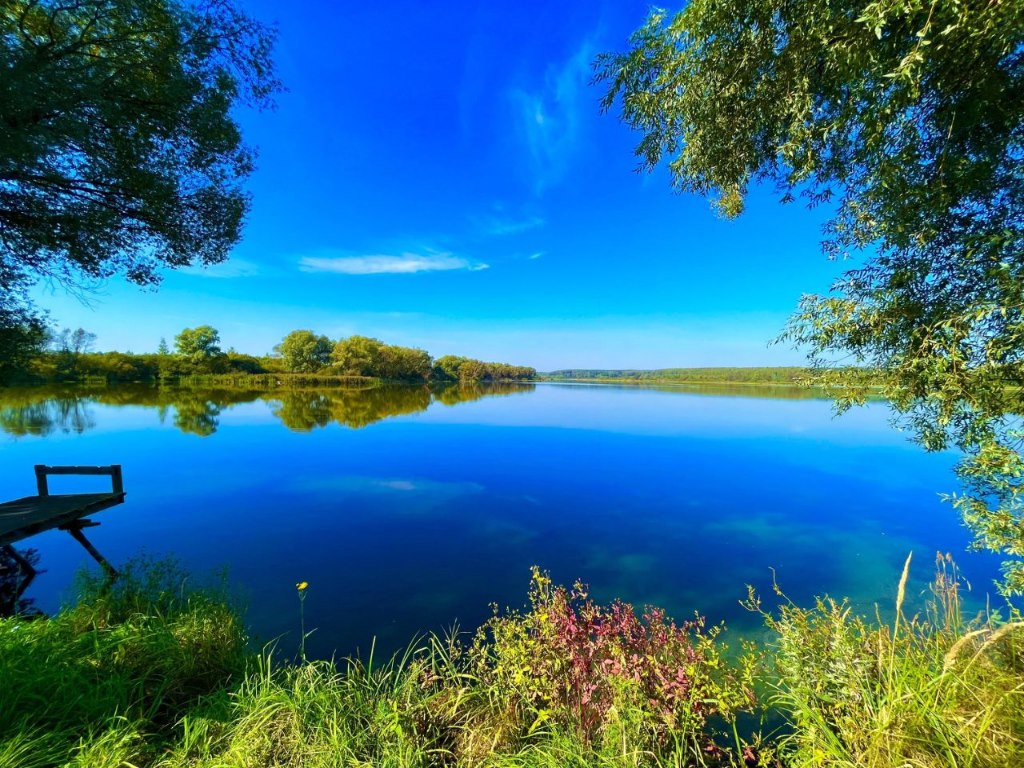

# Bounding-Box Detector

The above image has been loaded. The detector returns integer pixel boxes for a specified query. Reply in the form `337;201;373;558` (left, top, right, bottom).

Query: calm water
0;382;1001;657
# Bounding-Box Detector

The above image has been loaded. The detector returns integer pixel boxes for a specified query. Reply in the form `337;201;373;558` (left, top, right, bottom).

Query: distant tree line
6;325;536;385
275;331;535;383
543;367;818;384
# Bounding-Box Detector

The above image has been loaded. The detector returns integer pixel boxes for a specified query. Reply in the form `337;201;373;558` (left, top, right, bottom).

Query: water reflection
559;381;837;400
0;394;96;436
272;386;433;431
0;546;40;617
0;383;537;438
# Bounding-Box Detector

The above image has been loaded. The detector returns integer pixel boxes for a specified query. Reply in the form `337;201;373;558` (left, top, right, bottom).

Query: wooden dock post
3;465;127;591
61;521;119;579
34;464;49;497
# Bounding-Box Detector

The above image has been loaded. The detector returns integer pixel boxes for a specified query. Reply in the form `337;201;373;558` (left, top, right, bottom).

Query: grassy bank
1;557;1021;767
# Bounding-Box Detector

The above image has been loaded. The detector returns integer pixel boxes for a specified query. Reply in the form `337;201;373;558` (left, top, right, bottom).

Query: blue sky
36;0;849;370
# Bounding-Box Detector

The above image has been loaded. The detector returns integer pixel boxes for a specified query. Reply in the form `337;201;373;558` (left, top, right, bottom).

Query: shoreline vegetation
1;556;1020;767
540;367;885;390
542;368;816;384
2;326;537;388
3;324;883;400
3;324;895;399
540;368;888;402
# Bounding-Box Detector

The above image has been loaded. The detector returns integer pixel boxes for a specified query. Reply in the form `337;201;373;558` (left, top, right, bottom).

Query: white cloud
509;40;595;192
298;252;489;275
528;251;544;260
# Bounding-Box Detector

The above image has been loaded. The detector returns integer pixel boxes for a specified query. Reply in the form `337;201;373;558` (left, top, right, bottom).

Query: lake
0;382;1002;658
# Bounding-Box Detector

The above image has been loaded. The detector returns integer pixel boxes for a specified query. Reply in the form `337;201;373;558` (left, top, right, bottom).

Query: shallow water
0;382;1001;657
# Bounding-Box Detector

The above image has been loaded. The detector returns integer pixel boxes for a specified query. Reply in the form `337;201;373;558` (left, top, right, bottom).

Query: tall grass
752;552;1024;767
2;555;1021;767
0;557;246;768
0;562;760;768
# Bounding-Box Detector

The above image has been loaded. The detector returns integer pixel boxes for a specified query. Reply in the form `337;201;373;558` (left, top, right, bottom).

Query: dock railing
34;465;124;497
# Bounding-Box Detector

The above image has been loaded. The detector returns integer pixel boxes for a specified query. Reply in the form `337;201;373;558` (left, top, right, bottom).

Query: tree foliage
275;330;332;373
50;327;97;356
0;260;47;383
377;344;432;381
45;326;98;378
0;304;45;383
434;355;537;384
330;336;434;382
0;0;278;287
174;325;222;364
598;2;1024;588
330;335;385;378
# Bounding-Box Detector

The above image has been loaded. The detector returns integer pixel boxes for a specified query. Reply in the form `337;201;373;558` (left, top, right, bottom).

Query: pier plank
0;491;126;546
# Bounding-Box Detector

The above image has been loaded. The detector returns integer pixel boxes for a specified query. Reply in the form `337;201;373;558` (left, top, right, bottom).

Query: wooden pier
1;465;126;607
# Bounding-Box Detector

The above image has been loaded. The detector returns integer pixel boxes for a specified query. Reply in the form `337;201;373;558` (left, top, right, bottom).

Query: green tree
434;355;469;382
223;351;265;374
456;360;485;384
48;326;98;379
377;344;433;381
598;2;1024;588
0;307;45;383
157;338;170;356
67;328;97;356
174;325;222;365
0;263;46;381
0;0;279;366
331;336;384;377
275;330;332;373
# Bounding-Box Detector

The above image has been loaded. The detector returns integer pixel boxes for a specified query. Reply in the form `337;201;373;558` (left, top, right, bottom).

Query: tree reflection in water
0;393;96;437
0;382;537;438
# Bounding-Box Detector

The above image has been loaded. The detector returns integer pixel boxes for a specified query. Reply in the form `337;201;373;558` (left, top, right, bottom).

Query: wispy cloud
299;251;489;275
509;40;595;192
180;258;261;279
527;251;544;260
483;214;545;236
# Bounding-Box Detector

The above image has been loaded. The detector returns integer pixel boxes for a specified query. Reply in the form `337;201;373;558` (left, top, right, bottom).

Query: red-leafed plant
471;567;755;750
